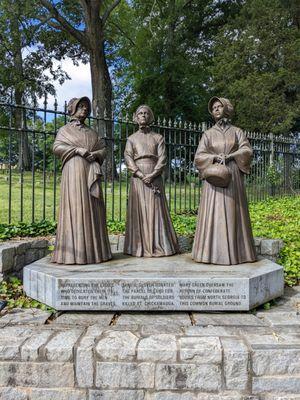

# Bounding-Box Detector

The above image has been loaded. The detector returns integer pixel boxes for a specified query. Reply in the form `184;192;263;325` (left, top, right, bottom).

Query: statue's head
208;97;234;121
134;104;154;127
67;97;91;121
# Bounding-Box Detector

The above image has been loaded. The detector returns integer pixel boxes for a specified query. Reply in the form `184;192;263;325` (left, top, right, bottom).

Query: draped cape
52;122;111;264
53;122;104;198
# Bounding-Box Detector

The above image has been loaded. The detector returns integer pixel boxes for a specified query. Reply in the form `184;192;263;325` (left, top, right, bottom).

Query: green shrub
107;220;126;234
249;196;300;286
0;276;54;311
0;220;57;240
171;212;196;236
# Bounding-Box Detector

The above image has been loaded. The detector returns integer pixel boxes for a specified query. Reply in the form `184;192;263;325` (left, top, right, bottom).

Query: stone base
23;254;284;311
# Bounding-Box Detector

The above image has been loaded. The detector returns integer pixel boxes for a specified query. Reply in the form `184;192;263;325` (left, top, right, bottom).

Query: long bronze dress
52;120;112;264
192;122;257;265
124;130;178;257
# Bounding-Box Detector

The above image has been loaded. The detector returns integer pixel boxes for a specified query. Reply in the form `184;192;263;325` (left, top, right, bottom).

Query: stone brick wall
0;235;284;282
0;239;51;281
254;237;285;263
0;321;299;400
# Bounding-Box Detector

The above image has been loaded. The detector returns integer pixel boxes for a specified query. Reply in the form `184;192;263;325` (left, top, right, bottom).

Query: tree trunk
90;46;117;180
83;1;117;180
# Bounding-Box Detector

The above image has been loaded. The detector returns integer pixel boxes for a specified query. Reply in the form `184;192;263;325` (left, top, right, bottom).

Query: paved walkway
0;286;299;400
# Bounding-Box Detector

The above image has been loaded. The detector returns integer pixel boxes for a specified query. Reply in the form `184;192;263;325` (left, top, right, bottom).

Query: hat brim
68;96;92;117
208;97;224;115
208;97;234;118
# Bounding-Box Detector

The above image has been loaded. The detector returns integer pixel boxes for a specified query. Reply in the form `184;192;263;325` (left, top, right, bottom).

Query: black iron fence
0;101;299;224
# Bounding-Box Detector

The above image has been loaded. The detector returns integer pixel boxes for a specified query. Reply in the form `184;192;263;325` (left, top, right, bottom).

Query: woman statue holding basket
124;105;178;257
192;97;256;265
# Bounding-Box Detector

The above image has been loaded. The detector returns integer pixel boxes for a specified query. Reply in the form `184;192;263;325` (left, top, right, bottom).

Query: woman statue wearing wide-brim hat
52;96;112;264
124;104;179;257
192;97;257;265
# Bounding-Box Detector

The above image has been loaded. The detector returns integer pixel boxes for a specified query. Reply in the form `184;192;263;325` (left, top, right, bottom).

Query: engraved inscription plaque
56;279;248;310
24;253;284;311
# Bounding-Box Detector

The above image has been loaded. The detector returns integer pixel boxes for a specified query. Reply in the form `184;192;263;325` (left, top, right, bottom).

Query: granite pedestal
23;254;284;311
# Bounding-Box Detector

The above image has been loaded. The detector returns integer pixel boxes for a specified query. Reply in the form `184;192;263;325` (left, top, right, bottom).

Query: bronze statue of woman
124;105;178;257
192;97;257;265
52;96;112;264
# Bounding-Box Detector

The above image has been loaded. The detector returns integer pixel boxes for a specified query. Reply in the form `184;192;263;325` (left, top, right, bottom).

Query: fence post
269;132;276;196
270;132;274;166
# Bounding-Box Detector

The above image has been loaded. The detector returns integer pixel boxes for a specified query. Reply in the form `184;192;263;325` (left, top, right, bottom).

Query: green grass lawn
0;170;202;223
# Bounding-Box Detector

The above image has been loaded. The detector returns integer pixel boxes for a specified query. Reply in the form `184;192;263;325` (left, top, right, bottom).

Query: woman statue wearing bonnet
52;96;111;264
192;97;257;265
124;104;178;257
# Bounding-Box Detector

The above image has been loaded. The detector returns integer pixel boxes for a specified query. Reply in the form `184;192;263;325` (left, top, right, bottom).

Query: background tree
105;0;246;182
39;0;121;118
111;0;244;122
38;0;122;179
0;0;69;170
209;0;300;134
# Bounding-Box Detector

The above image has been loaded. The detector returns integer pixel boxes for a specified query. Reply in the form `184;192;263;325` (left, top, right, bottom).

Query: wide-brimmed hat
67;96;91;117
208;97;234;118
134;104;155;124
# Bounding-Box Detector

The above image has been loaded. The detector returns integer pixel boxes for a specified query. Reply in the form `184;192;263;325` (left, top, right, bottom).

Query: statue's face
136;107;151;126
74;100;89;121
211;101;224;121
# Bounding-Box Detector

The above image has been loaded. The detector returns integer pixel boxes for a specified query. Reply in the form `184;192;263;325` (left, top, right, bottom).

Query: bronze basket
202;160;232;188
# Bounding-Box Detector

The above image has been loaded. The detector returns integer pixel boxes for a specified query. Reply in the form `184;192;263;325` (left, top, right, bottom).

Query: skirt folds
124;159;178;257
52;156;112;264
192;161;256;265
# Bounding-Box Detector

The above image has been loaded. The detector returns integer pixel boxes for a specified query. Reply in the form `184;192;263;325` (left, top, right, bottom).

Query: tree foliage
0;0;299;134
0;0;69;103
0;0;70;170
209;0;300;133
111;0;244;122
39;0;122;118
112;0;208;120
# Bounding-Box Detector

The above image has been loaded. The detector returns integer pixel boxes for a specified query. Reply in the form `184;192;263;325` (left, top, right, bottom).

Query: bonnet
208;97;234;119
67;96;92;117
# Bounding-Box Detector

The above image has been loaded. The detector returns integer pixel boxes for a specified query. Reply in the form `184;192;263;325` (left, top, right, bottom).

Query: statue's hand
86;152;96;162
134;170;144;179
214;153;225;163
76;147;89;157
225;152;238;163
142;173;155;184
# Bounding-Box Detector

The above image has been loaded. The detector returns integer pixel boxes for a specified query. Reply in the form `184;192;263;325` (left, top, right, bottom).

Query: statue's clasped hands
214;153;233;164
76;147;97;162
85;152;96;162
134;170;155;184
133;169;160;195
142;173;156;185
